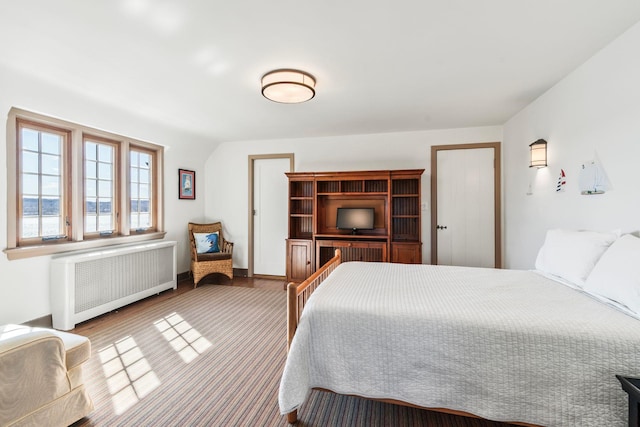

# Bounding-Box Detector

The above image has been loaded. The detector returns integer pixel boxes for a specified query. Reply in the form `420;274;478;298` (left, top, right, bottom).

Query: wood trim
247;153;294;277
430;142;502;268
3;231;167;260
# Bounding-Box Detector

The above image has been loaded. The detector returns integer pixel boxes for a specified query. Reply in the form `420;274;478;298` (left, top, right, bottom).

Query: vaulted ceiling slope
1;1;639;143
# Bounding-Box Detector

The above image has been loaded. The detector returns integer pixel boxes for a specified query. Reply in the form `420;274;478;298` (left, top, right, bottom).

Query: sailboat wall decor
579;159;610;195
556;169;566;192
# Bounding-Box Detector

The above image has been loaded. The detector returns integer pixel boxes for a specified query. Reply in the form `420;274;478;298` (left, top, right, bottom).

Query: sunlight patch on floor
98;336;161;415
154;312;212;363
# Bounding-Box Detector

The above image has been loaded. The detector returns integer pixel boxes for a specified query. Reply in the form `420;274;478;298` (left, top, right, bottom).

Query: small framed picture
179;169;195;199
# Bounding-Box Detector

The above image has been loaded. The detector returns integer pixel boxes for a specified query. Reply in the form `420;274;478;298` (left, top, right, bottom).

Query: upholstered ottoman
0;324;94;426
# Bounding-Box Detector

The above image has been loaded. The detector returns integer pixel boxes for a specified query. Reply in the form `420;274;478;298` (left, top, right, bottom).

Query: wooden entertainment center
286;169;424;283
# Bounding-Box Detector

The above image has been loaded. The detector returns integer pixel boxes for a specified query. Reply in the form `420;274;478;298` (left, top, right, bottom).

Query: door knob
436;225;448;230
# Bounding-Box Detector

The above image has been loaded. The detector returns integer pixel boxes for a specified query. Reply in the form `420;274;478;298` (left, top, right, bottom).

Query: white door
253;158;290;276
435;147;496;268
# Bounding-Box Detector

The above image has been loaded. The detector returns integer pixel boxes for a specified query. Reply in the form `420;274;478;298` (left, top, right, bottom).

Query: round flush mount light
261;69;316;103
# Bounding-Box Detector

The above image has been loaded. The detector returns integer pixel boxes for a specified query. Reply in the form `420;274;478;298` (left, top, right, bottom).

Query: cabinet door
286;239;313;283
391;243;422;264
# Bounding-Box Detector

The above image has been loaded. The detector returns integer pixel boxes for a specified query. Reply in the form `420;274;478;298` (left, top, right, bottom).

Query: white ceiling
1;1;639;143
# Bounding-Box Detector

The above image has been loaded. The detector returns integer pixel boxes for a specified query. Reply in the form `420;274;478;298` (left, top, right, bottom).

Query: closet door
250;155;292;276
431;143;501;268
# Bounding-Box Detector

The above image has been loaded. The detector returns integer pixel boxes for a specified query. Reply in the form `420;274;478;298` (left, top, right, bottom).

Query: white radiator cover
50;240;177;330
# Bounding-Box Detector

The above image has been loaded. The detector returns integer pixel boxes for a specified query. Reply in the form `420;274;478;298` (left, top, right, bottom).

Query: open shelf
317;179;388;194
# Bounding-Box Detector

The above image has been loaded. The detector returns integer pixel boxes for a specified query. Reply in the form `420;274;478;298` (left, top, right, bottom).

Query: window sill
3;232;167;260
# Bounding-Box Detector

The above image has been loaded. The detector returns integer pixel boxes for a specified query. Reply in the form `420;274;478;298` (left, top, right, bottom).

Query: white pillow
584;234;640;314
193;231;220;254
535;229;618;287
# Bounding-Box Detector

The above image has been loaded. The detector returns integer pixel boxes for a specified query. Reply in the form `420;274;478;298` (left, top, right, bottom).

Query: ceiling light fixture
261;69;316;104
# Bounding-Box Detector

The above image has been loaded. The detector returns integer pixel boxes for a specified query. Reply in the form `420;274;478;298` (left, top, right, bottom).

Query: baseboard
252;274;286;280
234;268;248;277
23;314;53;328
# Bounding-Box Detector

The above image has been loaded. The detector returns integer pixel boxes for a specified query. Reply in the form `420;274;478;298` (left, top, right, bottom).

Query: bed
279;230;640;426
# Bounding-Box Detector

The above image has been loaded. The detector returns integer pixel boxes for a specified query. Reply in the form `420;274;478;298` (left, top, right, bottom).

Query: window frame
129;145;158;234
83;134;121;239
5;107;166;260
16;119;72;246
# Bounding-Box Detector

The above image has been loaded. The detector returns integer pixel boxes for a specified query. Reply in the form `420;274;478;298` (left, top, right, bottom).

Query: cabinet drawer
316;240;387;267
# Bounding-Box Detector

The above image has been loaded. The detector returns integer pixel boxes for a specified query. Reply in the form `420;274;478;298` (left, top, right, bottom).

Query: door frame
248;153;295;278
430;142;502;268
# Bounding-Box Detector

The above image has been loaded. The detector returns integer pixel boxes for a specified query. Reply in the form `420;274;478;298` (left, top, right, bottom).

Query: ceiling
1;1;639;143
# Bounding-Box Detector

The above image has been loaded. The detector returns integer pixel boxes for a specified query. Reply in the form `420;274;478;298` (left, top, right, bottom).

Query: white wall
503;21;640;269
205;126;503;268
0;64;215;325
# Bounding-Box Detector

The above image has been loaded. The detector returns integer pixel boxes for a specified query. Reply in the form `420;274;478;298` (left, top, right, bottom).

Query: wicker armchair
188;222;234;288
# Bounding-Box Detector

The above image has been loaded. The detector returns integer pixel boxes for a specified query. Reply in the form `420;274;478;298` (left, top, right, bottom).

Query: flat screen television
336;207;375;234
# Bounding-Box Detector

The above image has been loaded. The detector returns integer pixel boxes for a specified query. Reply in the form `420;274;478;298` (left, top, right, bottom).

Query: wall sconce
261;69;316;103
529;139;547;168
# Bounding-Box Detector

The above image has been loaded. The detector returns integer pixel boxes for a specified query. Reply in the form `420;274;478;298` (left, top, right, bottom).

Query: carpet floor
71;285;515;427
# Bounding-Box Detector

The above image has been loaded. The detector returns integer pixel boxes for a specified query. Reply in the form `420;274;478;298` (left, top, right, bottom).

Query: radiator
50;240;177;330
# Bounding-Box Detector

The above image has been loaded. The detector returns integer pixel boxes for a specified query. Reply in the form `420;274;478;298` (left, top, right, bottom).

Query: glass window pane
86;160;97;179
139;168;149;184
130;167;139;183
22;173;39;195
98;145;112;162
22;151;39;174
41;133;61;155
86;179;97;197
41;175;60;196
22;197;38;216
98;215;112;231
41;154;60;175
130;183;138;198
98;162;112;180
21;128;39;151
86;199;97;214
21;217;39;238
139;199;150;213
130;213;139;229
99;198;112;213
98;180;112;197
139;213;150;227
42;197;60;215
130;200;138;212
139;153;150;168
139;184;149;198
130;151;139;165
85;142;97;161
85;215;97;233
41;216;62;237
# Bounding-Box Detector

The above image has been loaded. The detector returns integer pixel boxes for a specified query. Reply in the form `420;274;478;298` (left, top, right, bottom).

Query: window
84;136;119;237
6;108;165;260
18;121;71;244
130;147;154;232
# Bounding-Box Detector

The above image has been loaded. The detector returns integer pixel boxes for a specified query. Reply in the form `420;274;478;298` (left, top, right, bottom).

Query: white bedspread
279;262;640;426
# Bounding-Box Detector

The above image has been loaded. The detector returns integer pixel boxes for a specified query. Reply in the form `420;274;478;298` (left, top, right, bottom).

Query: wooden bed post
287;410;298;424
286;282;298;350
